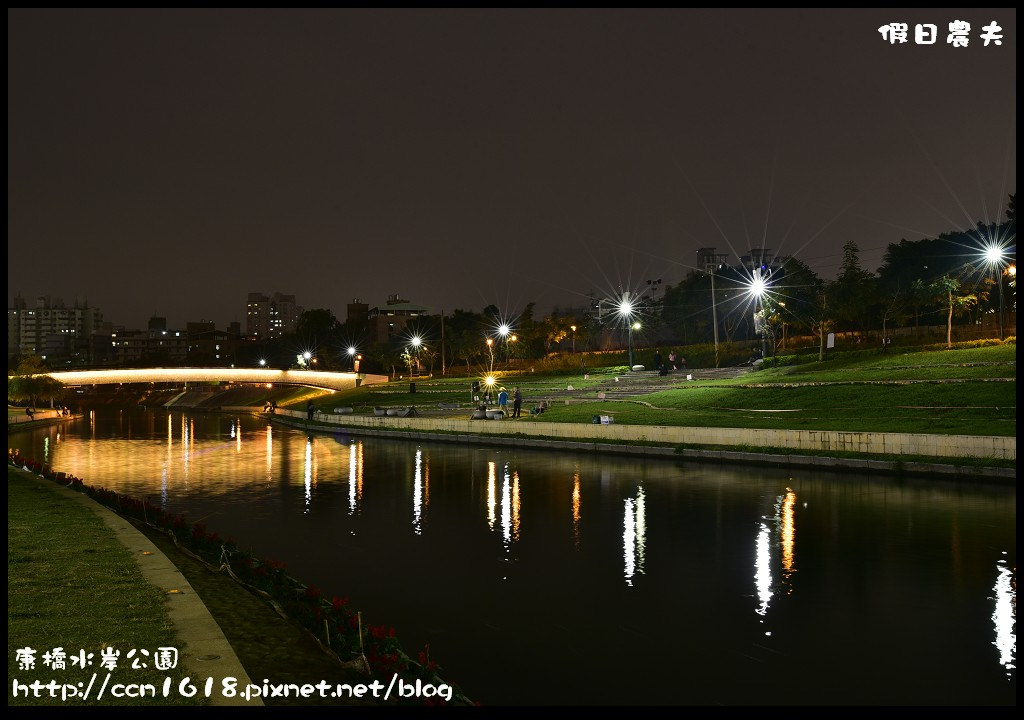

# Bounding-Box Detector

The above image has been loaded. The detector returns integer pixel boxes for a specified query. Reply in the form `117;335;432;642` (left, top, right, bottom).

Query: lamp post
984;246;1006;340
486;337;495;374
498;324;512;366
748;269;768;363
708;269;720;368
347;346;357;371
629;322;641;369
616;293;638;370
570;325;576;354
409;336;422;378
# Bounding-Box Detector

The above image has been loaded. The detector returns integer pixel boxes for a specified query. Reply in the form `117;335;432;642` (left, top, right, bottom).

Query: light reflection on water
993;555;1016;677
12;409;1016;706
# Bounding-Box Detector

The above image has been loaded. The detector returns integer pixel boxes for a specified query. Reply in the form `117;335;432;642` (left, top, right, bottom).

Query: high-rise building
8;294;103;357
246;292;304;339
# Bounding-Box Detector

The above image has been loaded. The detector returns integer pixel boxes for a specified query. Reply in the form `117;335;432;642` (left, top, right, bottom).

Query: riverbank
259;410;1016;484
290;344;1016;438
8;466;214;706
6;463;453;707
7;410;84;431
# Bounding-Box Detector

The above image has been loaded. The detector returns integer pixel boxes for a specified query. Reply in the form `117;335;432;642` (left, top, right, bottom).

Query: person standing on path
497;387;509;416
512;387;523;418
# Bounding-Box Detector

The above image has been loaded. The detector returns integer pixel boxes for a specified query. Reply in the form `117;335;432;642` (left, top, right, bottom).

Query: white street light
747;269;771;363
616;294;640;370
985;245;1005;265
749;275;767;298
983;244;1008;340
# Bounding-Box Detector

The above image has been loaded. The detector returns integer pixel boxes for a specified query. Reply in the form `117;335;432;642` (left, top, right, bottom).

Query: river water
12;408;1016;705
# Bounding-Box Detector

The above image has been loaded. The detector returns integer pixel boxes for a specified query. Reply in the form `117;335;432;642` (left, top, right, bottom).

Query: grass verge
7;467;202;706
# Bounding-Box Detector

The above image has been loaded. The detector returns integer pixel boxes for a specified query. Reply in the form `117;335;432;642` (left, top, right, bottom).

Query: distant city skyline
9;9;1015;330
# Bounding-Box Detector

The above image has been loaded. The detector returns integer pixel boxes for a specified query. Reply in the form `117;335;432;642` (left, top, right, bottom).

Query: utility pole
699;248;727;368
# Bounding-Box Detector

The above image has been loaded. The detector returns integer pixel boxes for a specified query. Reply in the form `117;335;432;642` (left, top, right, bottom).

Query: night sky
8;9;1016;330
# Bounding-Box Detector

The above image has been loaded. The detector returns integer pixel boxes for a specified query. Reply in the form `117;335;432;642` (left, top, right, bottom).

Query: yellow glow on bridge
36;368;388;391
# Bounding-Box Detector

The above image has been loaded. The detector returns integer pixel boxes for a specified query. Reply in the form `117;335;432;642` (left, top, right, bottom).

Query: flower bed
8;451;471;706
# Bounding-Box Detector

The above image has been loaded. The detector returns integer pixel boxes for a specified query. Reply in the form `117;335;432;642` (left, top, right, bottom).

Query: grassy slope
533;382;1015;435
289;345;1015;437
8;468;201;706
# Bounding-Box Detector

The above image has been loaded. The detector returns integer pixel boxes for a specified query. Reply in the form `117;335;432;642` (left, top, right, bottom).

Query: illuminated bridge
40;368;389;392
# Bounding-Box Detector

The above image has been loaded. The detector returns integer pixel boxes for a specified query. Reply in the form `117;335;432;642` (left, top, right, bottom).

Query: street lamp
570;325;577;354
497;324;512;366
409;336;423;378
616;294;639;369
747;269;769;363
984;245;1006;340
258;358;266;367
630;322;641;369
347;346;357;370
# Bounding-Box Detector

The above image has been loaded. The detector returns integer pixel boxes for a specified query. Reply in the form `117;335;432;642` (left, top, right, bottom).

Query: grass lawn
8;468;202;706
282;345;1015;437
533;381;1015;436
752;345;1016;383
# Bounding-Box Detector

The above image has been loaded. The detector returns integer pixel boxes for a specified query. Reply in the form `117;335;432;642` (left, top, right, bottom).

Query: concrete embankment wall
222;407;1016;461
8;409;76;425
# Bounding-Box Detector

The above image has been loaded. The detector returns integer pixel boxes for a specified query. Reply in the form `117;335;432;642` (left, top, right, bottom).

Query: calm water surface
14;409;1016;705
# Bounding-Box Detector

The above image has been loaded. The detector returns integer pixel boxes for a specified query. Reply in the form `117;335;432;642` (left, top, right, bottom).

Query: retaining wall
221;407;1015;461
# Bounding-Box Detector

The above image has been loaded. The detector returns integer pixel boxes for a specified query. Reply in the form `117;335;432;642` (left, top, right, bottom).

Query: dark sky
8;8;1016;330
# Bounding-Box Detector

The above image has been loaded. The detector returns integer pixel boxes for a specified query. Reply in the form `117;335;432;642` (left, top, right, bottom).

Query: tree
928;275;978;349
293;309;342;366
808;287;835;361
830;240;878;332
8;356;65;407
418;345;439;376
444;309;486;373
368;341;403;379
296;308;342;339
774;257;825;341
880;282;906;340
